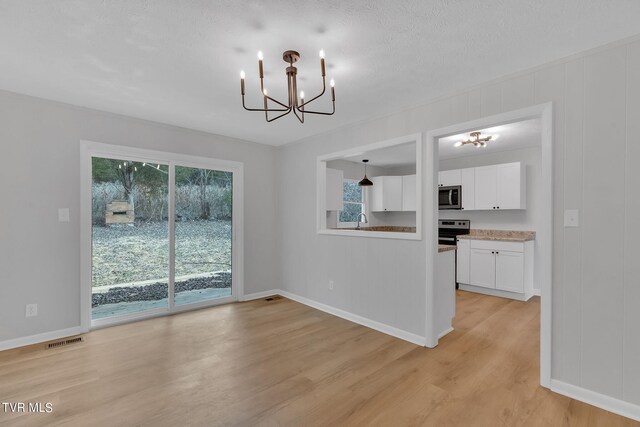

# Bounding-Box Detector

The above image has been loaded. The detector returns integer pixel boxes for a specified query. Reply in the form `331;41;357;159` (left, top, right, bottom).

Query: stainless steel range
438;219;470;245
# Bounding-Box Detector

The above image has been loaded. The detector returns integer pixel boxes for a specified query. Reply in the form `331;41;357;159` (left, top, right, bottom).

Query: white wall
278;36;640;407
0;90;279;343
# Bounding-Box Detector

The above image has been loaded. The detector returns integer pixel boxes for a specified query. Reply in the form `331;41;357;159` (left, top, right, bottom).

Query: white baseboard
533;288;541;296
0;326;85;352
277;290;426;346
437;326;454;340
241;290;280;301
459;284;531;301
550;379;640;422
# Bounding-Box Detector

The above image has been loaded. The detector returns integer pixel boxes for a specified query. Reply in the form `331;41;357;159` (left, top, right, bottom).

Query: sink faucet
356;213;368;230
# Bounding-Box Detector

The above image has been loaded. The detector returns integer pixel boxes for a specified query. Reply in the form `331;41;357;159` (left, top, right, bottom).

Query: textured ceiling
1;1;639;146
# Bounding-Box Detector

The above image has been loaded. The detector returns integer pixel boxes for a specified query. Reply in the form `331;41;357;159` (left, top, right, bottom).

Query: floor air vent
265;296;282;301
46;336;83;349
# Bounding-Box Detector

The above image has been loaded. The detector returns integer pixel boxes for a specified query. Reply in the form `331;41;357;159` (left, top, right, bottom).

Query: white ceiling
1;1;639;146
343;141;417;168
438;118;541;160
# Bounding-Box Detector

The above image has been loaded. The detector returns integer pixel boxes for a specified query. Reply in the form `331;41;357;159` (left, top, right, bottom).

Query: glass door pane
174;166;233;305
91;157;169;320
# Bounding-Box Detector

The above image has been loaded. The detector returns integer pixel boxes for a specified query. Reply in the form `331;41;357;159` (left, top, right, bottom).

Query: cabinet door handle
491;251;495;254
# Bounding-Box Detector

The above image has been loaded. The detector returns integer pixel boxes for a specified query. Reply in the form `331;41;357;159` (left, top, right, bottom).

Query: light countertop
438;244;456;253
457;229;535;242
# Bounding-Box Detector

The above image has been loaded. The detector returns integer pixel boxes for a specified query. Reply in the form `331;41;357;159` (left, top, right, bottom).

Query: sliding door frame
80;140;244;331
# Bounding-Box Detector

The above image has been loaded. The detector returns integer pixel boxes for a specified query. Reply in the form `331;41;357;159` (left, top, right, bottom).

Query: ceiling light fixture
358;160;373;186
455;131;498;148
239;49;336;123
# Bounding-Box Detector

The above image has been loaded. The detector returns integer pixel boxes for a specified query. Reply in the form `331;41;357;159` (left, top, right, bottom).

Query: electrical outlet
328;280;334;290
26;304;38;318
564;209;579;227
58;208;70;222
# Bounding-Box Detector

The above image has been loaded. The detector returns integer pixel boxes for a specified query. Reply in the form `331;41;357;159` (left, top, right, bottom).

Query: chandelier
239;49;335;123
454;131;499;148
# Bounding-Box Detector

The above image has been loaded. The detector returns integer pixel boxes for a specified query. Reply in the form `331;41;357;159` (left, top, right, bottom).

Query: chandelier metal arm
257;62;290;110
292;104;304;123
265;108;293;122
296;100;335;116
298;77;326;108
242;95;289;113
266;95;290;109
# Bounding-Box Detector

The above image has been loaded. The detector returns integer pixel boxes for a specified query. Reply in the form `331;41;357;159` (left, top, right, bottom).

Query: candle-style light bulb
240;70;245;79
320;49;326;76
330;79;335;88
454;141;463;147
257;51;263;60
300;90;305;99
330;79;335;101
263;88;268;96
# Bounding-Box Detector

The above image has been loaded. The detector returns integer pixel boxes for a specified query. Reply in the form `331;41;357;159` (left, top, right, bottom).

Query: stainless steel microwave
439;185;462;210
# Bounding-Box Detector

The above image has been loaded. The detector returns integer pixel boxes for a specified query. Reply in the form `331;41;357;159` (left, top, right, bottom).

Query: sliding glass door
174;166;233;305
87;149;239;327
91;157;170;320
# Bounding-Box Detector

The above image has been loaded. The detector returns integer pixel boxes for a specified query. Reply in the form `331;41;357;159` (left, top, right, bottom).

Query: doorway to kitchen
80;141;243;330
424;103;553;388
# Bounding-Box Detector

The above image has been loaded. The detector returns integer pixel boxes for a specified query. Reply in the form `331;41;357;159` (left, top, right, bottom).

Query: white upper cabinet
370;176;403;212
460;167;475;210
325;168;344;211
496;162;526;209
438;169;461;187
474;165;498;210
401;174;417;211
473;162;526;210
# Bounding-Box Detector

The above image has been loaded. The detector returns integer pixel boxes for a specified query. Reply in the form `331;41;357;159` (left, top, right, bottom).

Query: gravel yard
92;220;231;288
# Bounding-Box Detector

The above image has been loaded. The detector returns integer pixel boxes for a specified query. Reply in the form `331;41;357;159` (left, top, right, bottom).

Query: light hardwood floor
1;292;637;426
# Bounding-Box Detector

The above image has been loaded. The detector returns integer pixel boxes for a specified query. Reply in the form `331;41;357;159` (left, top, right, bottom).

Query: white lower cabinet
456;239;470;284
495;251;525;293
457;238;534;301
470;248;496;289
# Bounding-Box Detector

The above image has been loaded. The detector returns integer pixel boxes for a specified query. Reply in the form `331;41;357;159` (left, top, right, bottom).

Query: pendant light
358;159;373;186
